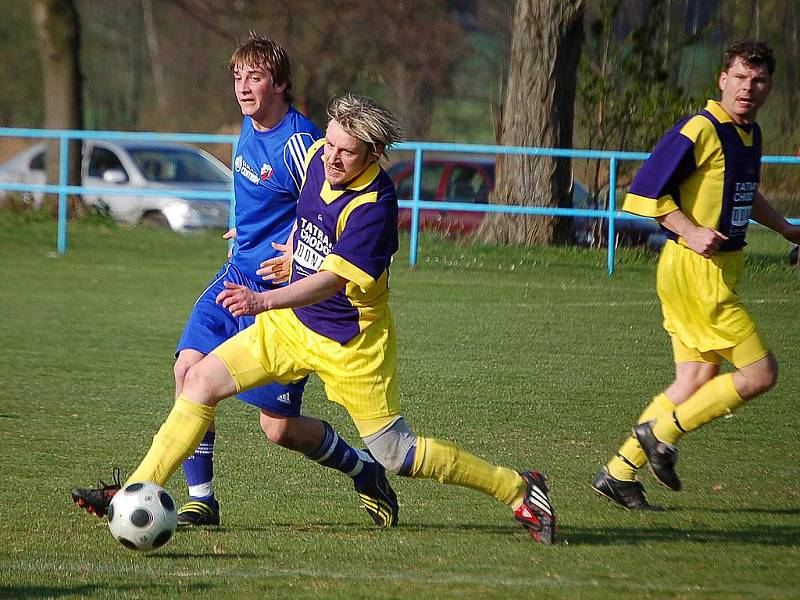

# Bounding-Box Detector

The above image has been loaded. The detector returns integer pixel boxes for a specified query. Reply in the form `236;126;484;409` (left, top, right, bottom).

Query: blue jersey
231;107;321;279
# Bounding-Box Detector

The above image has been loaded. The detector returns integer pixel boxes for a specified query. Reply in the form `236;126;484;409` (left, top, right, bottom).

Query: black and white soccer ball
108;482;177;552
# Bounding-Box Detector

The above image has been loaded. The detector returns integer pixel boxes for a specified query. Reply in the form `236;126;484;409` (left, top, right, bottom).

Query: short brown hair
723;40;775;76
229;32;293;104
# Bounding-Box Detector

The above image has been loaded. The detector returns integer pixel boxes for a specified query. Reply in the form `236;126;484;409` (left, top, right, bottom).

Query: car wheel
140;211;170;229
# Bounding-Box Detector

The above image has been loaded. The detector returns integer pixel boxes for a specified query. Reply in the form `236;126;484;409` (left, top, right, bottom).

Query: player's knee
669;367;717;402
181;361;222;404
745;356;778;397
363;417;417;475
174;350;204;388
173;360;191;388
259;413;294;448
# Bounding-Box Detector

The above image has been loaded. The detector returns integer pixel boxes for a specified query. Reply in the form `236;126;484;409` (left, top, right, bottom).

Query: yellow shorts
656;240;757;353
670;330;769;368
211;307;400;437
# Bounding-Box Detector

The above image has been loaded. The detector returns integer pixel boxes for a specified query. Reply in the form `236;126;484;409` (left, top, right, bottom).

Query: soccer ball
107;481;177;552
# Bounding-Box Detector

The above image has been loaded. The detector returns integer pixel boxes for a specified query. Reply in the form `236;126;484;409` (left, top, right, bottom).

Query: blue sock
306;421;368;479
182;430;216;503
398;446;415;476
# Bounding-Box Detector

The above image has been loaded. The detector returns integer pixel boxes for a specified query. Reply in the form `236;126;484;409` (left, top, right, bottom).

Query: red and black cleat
70;468;122;518
514;470;557;545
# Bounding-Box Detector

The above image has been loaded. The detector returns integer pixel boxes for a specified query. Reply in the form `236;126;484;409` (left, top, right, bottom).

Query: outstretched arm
217;270;346;317
751;193;800;244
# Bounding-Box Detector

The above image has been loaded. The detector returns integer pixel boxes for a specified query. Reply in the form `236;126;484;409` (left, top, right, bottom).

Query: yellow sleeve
320;254;375;291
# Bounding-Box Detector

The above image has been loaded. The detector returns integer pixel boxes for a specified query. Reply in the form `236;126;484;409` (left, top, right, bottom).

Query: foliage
0;0;43;127
577;0;704;191
576;0;800;205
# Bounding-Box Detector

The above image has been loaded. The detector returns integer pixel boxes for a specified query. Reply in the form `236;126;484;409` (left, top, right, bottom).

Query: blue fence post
408;147;423;267
57;135;69;255
607;157;618;275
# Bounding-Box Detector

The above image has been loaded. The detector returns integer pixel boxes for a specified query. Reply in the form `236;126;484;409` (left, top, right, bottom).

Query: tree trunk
477;0;585;246
142;0;168;112
33;0;87;218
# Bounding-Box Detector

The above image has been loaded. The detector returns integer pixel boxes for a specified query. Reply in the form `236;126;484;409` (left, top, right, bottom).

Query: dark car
387;157;664;247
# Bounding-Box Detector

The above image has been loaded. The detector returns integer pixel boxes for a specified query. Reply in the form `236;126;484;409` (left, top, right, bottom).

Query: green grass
1;213;798;599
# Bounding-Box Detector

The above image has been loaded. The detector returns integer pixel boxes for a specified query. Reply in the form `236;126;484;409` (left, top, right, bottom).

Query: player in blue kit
592;40;800;510
72;36;398;529
71;93;556;544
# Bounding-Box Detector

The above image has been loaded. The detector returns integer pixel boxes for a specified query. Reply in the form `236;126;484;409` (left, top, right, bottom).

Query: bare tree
33;0;87;217
477;0;586;246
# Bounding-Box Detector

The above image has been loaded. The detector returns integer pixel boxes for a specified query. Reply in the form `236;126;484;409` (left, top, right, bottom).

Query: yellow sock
126;396;216;486
607;394;675;481
411;437;526;507
652;374;743;445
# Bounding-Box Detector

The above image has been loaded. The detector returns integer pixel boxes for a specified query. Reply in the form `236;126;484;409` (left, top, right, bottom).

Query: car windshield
128;148;229;184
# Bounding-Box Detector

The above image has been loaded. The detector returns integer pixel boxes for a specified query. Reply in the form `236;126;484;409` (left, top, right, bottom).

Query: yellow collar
705;99;755;145
705;100;734;124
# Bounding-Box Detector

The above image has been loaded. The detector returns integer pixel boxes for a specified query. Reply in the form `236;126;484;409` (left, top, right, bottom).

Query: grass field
1;212;798;599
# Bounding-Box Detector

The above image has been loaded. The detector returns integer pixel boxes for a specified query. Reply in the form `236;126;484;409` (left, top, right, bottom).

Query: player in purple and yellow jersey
72;36;398;530
71;93;556;544
592;40;800;510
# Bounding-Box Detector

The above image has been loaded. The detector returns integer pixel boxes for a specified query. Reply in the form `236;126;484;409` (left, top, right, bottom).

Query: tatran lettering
733;181;757;203
298;217;332;254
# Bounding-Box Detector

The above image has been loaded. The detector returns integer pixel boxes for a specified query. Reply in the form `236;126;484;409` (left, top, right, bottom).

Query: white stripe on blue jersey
284;132;317;192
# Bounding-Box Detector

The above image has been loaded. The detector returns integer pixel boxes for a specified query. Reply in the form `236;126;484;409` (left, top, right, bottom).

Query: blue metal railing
2;127;798;273
395;140;800;273
0;128;238;255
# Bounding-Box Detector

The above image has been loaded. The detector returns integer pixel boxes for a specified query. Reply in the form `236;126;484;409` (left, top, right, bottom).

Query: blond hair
326;94;405;160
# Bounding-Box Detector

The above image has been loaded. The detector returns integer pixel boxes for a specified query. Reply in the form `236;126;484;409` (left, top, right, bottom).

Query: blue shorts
176;262;306;415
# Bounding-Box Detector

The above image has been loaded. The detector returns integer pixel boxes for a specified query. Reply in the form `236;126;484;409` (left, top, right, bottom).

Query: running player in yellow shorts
72;93;556;544
592;40;800;510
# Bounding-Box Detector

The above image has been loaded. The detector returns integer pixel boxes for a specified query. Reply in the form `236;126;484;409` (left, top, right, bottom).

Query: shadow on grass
0;582;208;599
560;524;800;546
224;520;800;546
161;495;800;547
155;551;263;559
666;506;800;516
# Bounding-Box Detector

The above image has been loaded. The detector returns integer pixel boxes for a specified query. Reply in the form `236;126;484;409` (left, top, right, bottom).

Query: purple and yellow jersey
622;100;762;252
289;140;399;344
231;108;321;280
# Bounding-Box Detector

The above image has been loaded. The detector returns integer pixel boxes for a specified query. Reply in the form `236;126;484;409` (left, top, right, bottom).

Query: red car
387;158;493;236
387;157;664;248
